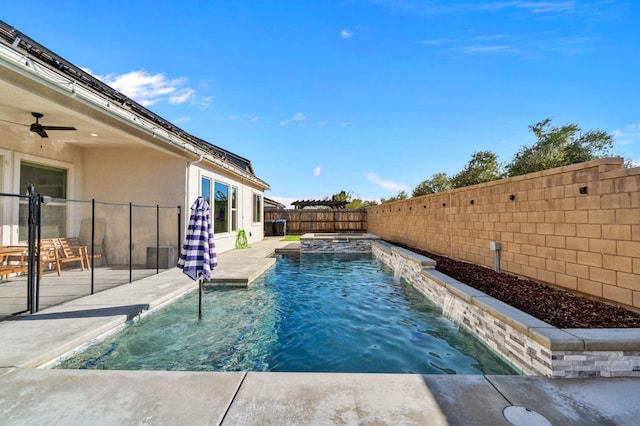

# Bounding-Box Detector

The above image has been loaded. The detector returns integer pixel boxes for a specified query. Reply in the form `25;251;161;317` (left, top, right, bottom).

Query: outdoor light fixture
490;241;501;273
509;194;516;201
442;203;446;207
470;200;474;205
579;186;588;194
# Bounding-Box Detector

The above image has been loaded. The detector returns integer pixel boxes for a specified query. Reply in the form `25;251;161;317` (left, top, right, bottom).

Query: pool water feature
56;253;519;374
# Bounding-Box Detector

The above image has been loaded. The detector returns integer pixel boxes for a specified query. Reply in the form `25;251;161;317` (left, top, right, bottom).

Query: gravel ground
396;243;640;329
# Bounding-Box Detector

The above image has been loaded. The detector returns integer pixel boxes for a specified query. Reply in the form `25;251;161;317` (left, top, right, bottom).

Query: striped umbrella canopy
178;196;217;281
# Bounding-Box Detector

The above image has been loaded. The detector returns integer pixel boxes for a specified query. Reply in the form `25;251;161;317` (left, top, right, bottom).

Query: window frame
252;193;262;223
231;186;238;232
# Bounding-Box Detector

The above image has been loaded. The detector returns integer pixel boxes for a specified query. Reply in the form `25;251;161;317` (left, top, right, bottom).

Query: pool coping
371;240;640;378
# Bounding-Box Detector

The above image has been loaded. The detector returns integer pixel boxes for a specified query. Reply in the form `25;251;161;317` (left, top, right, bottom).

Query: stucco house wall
0;20;270;259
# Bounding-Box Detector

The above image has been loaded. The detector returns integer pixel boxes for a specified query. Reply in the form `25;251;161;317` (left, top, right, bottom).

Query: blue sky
3;1;639;206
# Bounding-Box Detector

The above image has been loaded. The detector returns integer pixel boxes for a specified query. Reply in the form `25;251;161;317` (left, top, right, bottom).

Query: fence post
129;202;133;283
35;193;42;312
156;204;159;275
91;199;95;294
26;185;37;313
177;206;181;264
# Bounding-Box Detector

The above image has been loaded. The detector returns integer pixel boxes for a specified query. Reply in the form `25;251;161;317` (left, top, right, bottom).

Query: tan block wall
367;158;640;310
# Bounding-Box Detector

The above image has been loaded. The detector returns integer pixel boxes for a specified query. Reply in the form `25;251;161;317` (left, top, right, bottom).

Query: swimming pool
56;253;519;374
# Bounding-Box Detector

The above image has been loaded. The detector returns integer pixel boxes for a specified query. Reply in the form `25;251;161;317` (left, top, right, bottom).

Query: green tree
347;198;379;209
331;190;352;202
412;172;452;197
451;150;503;188
507;118;614;177
380;190;409;204
329;190;377;209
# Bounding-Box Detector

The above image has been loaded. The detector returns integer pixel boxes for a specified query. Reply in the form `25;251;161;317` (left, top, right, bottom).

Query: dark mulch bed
395;243;640;329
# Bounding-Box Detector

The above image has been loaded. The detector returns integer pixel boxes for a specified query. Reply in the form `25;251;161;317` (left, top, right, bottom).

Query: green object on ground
281;235;300;242
235;229;249;249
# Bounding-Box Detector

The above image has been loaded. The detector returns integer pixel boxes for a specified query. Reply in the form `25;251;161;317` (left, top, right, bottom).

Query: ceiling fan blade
37;128;49;138
41;125;77;131
0;118;29;127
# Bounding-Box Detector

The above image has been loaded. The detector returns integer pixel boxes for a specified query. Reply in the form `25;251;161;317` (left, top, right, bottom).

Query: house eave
0;19;270;191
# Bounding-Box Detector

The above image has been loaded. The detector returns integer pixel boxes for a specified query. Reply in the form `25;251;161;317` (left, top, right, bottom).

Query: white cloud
365;172;410;192
92;69;195;107
341;29;354;39
340;121;353;127
173;116;191;124
169;88;195;105
474;1;576;14
251;115;260;121
267;196;298;209
455;44;517;54
316;120;329;126
314;166;322;176
199;96;214;109
279;112;306;126
612;123;640;145
417;39;447;45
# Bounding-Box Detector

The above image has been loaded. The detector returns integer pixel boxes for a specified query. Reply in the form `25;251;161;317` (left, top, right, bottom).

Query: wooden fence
264;209;367;235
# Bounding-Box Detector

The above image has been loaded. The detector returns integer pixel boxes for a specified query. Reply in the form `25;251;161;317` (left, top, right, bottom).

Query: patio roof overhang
0;20;270;191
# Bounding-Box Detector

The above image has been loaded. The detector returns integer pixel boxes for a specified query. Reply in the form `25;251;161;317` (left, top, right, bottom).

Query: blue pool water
57;253;519;374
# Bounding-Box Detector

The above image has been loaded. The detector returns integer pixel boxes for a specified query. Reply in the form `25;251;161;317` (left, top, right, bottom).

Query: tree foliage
380;190;409;204
413;172;452;197
329;190;378;209
330;190;351;202
451;150;503;188
506;118;614;177
347;198;379;209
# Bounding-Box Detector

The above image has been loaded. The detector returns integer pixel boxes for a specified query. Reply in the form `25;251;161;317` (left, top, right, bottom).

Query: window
231;186;238;231
19;162;67;240
214;181;229;234
253;193;262;223
201;177;211;205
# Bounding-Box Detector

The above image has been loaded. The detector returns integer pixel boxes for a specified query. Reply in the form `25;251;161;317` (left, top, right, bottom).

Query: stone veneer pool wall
370;240;640;378
300;233;381;253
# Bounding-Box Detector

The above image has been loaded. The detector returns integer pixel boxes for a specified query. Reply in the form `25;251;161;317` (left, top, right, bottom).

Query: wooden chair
0;246;28;279
57;237;87;272
79;218;108;265
38;238;61;277
64;237;92;270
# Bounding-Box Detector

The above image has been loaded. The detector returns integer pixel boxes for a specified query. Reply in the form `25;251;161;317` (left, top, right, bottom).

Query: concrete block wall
367;158;640;310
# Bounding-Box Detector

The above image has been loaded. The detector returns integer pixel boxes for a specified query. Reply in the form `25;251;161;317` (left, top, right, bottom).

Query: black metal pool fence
0;186;181;319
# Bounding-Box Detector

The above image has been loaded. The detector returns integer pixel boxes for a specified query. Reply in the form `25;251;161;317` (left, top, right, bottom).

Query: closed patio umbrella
177;196;217;318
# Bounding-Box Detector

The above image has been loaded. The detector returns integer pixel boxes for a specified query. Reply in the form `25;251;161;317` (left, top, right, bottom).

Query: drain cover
503;406;551;426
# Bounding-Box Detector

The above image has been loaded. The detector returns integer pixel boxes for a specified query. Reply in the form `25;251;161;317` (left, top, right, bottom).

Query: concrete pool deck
0;237;639;425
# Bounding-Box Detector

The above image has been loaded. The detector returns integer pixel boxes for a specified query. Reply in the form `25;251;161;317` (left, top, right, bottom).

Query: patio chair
57;237;87;272
0;246;28;279
79;218;108;265
38;238;61;277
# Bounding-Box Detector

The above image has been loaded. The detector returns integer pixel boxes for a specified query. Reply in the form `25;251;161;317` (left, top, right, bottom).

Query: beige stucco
0;29;269;265
367;158;640;310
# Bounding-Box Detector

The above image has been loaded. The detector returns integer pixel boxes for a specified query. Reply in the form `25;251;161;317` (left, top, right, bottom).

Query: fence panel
37;199;92;311
0;191;180;320
0;194;29;318
264;209;367;235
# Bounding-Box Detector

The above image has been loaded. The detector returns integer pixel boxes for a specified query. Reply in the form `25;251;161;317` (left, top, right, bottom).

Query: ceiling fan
29;112;76;138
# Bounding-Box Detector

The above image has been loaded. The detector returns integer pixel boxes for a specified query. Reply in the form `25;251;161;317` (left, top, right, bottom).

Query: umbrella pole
198;278;203;319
